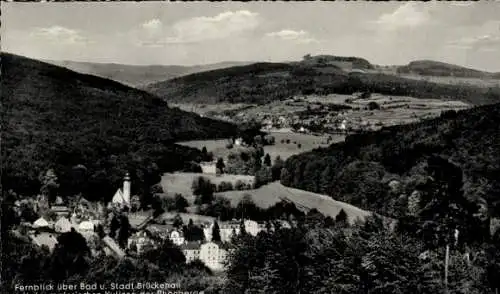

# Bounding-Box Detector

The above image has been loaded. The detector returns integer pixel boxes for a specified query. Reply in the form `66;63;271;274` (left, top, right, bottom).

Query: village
184;92;471;137
12;172;293;272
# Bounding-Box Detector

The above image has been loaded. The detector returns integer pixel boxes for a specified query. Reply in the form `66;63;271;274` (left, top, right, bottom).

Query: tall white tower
123;172;131;205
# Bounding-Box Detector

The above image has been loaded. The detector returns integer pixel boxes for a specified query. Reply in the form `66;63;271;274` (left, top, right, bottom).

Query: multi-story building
181;241;233;271
181;241;202;263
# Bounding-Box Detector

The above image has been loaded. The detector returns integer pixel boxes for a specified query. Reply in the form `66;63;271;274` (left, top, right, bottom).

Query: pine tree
335;209;348;226
212;221;221;242
264;154;272;167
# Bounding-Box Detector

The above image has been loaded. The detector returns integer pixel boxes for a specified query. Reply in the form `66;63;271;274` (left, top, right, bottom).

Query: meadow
178;131;341;162
161;172;255;202
215;182;372;224
397;74;500;87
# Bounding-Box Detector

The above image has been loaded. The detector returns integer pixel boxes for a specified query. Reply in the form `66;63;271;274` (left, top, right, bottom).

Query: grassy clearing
398;74;500;87
263;132;341;161
178;131;342;162
216;182;372;224
161;172;255;202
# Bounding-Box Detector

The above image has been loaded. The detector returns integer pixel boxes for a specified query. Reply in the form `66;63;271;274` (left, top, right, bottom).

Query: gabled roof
54;217;72;233
31;232;58;251
128;210;154;230
33;217;50;228
112;188;127;204
78;221;94;231
180;241;201;250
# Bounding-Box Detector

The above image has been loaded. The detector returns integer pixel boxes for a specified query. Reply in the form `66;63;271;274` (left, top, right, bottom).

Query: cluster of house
127;218;290;271
21;173;293;272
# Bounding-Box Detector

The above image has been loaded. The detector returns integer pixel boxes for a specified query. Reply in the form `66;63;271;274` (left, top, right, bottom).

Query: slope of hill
216;182;371;224
1;53;238;199
397;60;499;78
281;103;500;218
45;59;253;87
144;61;500;105
301;54;374;70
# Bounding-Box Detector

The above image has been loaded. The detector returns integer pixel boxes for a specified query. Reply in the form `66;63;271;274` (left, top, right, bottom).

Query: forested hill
144;61;500;105
397;60;500;78
281;104;500;219
1;53;238;199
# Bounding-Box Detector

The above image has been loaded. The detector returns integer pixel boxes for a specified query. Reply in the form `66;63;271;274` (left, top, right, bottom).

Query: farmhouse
54;217;72;233
200;161;217;174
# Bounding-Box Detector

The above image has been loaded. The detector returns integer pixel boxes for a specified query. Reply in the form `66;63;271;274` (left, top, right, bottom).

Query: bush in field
218;181;234;192
235;180;247;191
264;135;276;145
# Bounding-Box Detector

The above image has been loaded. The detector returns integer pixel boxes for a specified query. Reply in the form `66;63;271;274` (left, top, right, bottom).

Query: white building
54;217;72;233
204;220;264;242
33;217;50;229
30;232;58;252
111;172;131;208
234;138;243;146
199;242;232;271
200;162;217;174
181;242;201;263
169;229;185;246
244;220;264;236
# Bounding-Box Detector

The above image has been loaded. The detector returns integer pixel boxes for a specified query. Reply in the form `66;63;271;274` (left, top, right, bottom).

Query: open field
170;103;253;116
216;182;372;224
397;74;500;87
178;131;341;162
161;172;255;202
262;132;341;161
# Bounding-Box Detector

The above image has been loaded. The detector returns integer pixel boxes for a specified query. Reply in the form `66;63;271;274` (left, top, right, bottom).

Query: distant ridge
44;59;254;87
144;59;500;106
397;60;500;78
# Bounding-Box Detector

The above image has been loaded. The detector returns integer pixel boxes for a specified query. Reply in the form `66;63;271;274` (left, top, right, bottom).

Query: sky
2;1;500;71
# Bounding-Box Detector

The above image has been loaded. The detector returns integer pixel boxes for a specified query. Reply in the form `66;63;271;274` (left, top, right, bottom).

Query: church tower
123;172;131;205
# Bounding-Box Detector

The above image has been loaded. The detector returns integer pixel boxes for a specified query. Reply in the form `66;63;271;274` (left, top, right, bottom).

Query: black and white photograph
2;1;500;293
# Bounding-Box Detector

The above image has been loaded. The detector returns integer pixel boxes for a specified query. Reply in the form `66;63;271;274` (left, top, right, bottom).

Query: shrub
218;181;234;192
234;180;246;191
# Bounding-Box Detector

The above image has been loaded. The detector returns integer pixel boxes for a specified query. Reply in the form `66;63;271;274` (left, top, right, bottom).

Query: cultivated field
178;131;340;162
397;74;500;87
161;172;255;202
262;132;341;161
216;182;372;224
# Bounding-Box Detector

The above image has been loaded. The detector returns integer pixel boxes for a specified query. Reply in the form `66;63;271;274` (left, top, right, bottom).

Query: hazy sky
2;1;500;71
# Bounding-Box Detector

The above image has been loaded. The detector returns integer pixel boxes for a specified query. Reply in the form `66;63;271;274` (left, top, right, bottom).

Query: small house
54;217;72;233
33;217;50;229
